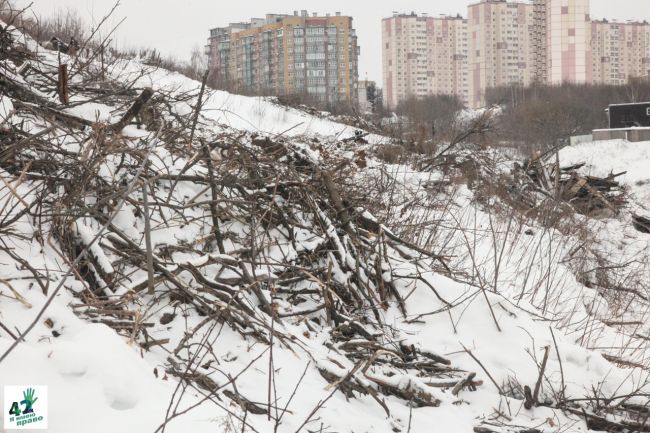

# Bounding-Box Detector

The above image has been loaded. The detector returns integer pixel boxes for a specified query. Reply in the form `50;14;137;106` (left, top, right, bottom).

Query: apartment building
382;13;468;109
467;0;535;107
544;0;591;84
591;20;650;85
531;0;548;82
207;11;359;104
383;0;650;109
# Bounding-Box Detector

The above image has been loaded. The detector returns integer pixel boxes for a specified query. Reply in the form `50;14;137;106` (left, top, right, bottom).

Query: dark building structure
608;102;650;129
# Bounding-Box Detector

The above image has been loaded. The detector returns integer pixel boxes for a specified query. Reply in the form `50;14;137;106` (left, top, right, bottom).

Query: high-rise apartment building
383;0;649;109
544;0;591;84
207;11;359;104
591;20;650;85
382;13;468;109
532;0;548;82
467;1;535;107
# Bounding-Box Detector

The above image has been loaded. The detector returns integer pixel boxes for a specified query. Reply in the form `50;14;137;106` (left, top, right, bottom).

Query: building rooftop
592;18;650;25
385;11;465;20
209;11;347;34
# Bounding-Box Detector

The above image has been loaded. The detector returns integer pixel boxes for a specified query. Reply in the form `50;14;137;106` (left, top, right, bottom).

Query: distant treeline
486;79;650;153
388;80;650;156
393;94;465;142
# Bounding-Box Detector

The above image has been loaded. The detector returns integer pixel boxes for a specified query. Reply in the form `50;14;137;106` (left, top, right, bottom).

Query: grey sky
15;0;650;83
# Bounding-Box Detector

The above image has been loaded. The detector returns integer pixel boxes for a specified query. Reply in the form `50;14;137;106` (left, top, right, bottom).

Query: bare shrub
394;94;465;141
487;80;650;155
30;8;87;44
0;1;86;46
374;144;405;164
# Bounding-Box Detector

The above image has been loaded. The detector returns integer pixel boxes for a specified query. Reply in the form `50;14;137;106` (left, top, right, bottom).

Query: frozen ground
1;26;650;433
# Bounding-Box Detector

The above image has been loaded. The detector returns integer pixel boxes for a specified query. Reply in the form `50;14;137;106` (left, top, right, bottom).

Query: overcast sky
14;0;650;83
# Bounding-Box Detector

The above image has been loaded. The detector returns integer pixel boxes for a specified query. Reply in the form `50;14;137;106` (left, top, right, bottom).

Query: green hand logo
20;388;38;414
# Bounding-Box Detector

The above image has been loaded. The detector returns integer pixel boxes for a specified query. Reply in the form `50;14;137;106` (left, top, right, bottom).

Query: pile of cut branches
0;21;480;428
517;155;627;218
2;15;650;433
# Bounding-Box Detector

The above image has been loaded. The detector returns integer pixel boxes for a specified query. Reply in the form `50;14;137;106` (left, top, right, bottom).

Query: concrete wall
592;128;650;142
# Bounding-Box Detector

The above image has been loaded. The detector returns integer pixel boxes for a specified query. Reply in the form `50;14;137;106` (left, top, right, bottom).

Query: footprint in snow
104;384;139;411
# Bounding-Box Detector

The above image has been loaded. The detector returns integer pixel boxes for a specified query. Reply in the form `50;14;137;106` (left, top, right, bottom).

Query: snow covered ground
1;27;650;433
101;57;388;143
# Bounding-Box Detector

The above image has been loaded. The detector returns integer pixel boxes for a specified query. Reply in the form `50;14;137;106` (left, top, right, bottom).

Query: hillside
1;22;650;433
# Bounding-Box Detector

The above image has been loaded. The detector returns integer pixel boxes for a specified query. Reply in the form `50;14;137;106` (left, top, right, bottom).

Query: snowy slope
103;58;385;141
1;26;650;433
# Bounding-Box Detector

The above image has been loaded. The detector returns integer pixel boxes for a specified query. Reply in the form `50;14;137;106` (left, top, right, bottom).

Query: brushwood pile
1;19;650;433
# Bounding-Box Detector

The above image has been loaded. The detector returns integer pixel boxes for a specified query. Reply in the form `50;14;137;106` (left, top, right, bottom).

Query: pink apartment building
545;0;591;84
382;13;468;109
382;0;650;109
467;0;535;107
591;19;650;85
